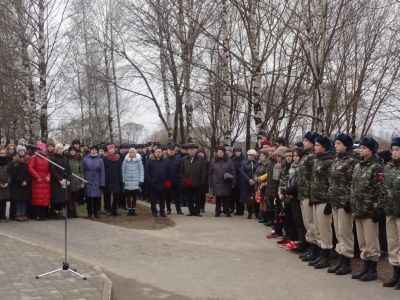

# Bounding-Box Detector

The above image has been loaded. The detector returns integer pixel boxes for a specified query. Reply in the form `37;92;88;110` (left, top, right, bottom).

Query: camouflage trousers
300;198;317;245
313;203;333;250
332;208;354;258
355;218;380;262
386;216;400;266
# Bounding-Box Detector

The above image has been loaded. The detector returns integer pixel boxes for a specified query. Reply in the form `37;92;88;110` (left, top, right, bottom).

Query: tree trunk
38;0;48;140
221;0;231;146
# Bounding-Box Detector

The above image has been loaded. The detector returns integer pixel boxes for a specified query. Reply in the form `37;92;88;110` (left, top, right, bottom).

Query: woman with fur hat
10;145;31;221
308;135;334;269
82;145;105;218
67;146;84;218
351;136;384;281
209;146;236;217
327;133;358;275
382;137;400;289
50;143;71;218
28;142;51;220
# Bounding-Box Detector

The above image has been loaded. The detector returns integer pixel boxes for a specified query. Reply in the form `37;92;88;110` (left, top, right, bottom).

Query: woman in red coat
28;142;51;220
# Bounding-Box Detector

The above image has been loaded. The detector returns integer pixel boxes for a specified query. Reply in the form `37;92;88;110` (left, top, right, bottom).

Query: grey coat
209;157;236;197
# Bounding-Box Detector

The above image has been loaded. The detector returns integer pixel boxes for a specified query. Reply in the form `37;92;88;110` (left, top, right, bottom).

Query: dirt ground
77;202;175;230
106;270;191;300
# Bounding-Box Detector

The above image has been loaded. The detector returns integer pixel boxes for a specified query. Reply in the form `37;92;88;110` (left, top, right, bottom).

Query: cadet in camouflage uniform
308;135;334;269
298;131;319;262
327;133;358;275
351;137;384;282
382;137;400;289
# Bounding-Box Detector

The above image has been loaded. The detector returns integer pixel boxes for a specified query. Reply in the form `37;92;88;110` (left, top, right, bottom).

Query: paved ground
0;233;111;300
1;202;399;300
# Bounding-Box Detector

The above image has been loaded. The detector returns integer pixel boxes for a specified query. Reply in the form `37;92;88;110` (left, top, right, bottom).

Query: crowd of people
0;132;400;290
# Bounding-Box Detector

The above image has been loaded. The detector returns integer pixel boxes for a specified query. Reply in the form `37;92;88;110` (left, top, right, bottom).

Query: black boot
328;255;344;274
306;245;320;265
258;211;266;223
303;244;320;262
336;257;352;275
360;261;377;281
352;260;369;279
299;248;312;259
314;249;330;269
383;266;400;287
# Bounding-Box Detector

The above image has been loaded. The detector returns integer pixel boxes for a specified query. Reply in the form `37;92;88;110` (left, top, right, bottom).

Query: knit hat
359;137;379;153
391;137;400;149
315;135;333;150
275;146;289;159
335;133;353;149
16;145;26;153
216;146;226;153
36;141;46;149
260;139;271;147
304;131;319;144
225;147;233;153
233;147;242;153
247;149;257;156
46;138;55;147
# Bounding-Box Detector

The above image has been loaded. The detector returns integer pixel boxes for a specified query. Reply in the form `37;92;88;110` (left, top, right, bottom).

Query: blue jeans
14;200;27;215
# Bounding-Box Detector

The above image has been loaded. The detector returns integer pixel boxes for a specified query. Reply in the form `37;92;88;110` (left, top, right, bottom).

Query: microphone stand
33;151;87;280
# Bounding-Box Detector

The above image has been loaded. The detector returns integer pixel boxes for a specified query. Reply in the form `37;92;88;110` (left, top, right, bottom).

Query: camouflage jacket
382;159;400;217
279;162;291;203
297;149;315;201
328;151;358;209
350;155;384;219
310;151;334;205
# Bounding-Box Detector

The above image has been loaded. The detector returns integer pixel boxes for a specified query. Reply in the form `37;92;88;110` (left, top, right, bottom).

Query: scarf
104;152;120;162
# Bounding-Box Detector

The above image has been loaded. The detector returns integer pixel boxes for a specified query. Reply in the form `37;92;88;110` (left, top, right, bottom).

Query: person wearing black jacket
232;148;244;215
166;144;183;215
50;143;71;218
145;147;170;217
10;145;31;221
103;144;123;216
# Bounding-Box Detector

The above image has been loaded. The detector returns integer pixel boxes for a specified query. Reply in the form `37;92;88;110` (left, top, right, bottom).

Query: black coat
10;161;31;202
51;153;71;204
209;157;236;197
240;160;257;203
167;155;182;187
103;157;122;193
232;155;244;190
145;158;170;191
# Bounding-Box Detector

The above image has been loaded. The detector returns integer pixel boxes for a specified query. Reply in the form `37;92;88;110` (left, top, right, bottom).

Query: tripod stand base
36;262;86;280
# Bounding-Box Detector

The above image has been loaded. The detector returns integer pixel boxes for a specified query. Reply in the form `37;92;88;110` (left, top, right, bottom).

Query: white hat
247;149;257;156
16;145;26;153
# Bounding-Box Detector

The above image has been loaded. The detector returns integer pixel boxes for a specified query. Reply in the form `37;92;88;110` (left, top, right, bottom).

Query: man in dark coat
103;144;122;216
232;148;244;215
180;143;207;216
166;144;183;215
145;147;170;217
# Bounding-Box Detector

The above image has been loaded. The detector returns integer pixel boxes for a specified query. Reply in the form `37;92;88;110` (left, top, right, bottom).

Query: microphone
20;143;42;150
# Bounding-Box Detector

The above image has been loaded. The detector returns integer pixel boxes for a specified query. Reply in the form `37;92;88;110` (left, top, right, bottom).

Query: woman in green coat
382;137;400;289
